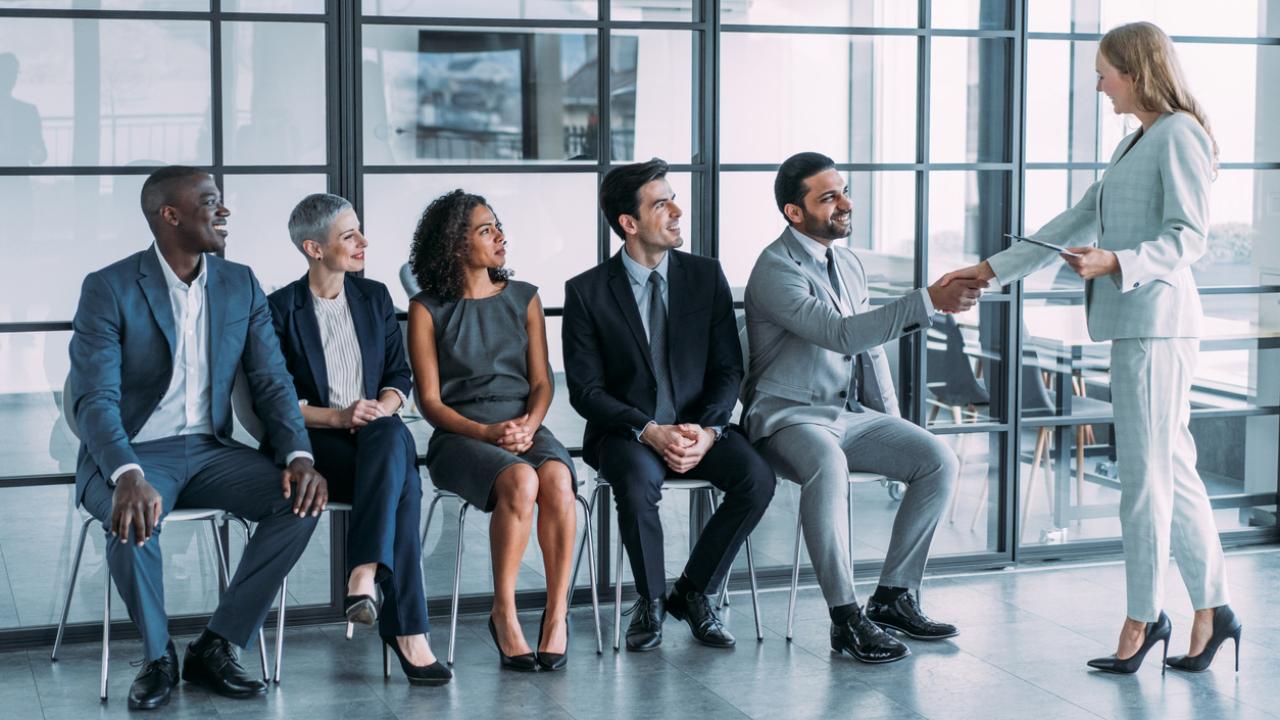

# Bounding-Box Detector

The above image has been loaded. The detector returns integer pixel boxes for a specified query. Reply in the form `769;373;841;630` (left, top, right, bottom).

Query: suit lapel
205;255;225;373
666;252;689;375
137;249;177;356
345;276;379;399
606;253;656;377
781;230;844;311
293;279;330;407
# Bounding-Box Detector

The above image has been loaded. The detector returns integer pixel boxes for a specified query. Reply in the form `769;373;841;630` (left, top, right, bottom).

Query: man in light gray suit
742;152;985;663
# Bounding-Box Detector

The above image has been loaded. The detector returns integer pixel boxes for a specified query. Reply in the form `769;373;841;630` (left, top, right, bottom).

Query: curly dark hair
409;189;513;302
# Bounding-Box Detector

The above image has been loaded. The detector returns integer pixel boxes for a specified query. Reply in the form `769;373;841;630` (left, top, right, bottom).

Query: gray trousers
762;411;957;608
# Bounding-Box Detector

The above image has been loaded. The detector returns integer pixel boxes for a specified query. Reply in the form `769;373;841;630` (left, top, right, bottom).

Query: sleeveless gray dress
413;280;577;511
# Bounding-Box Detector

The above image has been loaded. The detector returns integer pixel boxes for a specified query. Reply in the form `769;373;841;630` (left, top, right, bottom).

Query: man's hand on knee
282;457;328;517
111;470;162;547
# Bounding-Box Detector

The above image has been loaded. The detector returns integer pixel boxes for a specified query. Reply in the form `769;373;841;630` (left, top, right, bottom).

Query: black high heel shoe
382;636;452;686
344;594;379;639
1166;605;1243;673
536;610;569;672
488;616;538;672
1087;611;1172;675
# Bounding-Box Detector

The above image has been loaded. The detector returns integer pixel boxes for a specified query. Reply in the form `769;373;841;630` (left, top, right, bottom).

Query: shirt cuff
707;425;725;442
286;451;314;465
918;287;935;316
379;387;408;412
634;420;657;441
109;463;142;486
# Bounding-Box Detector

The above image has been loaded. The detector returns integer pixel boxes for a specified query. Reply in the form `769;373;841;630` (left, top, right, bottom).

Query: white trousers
1110;337;1229;621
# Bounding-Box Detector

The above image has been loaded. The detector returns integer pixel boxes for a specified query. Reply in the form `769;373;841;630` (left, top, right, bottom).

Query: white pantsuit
987;111;1229;621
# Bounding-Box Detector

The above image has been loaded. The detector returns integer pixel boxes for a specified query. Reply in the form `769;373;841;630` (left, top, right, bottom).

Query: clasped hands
110;457;328;546
336;398;394;433
484;414;537;454
641;423;715;474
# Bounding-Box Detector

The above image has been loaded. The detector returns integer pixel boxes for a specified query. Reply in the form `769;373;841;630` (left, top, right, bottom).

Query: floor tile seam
0;538;21;626
932;646;1109;719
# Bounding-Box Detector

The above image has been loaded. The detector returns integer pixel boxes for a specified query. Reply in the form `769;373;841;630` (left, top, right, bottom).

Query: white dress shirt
312;289;366;410
788;227;934;316
112;245;311;483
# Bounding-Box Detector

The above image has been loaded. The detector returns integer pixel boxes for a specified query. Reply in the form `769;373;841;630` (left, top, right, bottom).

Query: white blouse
311;289;365;410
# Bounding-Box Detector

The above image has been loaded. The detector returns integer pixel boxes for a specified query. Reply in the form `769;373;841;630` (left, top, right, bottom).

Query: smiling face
159;173;229;254
624;177;683;254
1096;50;1138;115
786;168;852;242
306;208;366;274
464;204;506;271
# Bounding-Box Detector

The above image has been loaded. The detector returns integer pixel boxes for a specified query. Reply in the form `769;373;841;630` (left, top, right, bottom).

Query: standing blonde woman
943;22;1240;674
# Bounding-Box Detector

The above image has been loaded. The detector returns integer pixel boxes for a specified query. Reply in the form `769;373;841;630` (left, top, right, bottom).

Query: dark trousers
596;428;776;599
310;416;427;637
82;435;319;661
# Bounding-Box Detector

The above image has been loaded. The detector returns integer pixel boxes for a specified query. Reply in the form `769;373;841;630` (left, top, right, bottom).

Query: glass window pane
1021;169;1094;293
362;172;599;310
926;304;1008;428
611;0;693;21
224;0;325;11
930;38;1010;163
222;22;327;166
362;26;599;164
720;0;916;27
927;170;1010;283
362;0;595;20
1028;0;1276;38
0;331;74;478
720;34;916;164
220;174;329;296
0;175;150;322
2;0;206;8
931;0;1012;30
610;30;695;164
933;432;1002;556
718;170;916;293
0;19;211;168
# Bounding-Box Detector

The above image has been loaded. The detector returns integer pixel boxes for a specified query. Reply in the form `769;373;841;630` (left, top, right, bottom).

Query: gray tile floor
2;547;1277;720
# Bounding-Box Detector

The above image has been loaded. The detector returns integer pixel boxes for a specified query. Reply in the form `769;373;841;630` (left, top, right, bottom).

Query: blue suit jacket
266;274;412;412
68;248;310;504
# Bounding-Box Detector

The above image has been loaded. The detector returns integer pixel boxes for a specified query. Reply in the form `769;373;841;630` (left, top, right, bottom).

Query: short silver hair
287;193;353;253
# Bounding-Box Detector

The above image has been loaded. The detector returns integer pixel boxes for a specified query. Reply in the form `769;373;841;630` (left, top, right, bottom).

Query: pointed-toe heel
1086;611;1172;675
535;610;569;672
382;637;452;686
1166;605;1243;673
488;617;538;672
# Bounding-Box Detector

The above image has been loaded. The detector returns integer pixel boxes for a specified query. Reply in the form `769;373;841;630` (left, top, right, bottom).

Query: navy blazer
562;250;742;468
267;274;412;413
68;248;310;505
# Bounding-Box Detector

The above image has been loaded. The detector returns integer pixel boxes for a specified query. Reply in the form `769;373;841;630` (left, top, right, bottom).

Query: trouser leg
597;436;669;599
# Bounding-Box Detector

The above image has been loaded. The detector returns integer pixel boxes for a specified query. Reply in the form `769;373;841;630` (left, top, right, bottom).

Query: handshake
926;261;997;314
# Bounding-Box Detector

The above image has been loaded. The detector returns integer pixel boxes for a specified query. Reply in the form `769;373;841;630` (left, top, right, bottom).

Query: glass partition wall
0;0;1276;648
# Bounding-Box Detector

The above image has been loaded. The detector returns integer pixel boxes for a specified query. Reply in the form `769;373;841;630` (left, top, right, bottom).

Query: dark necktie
826;248;863;412
647;271;676;424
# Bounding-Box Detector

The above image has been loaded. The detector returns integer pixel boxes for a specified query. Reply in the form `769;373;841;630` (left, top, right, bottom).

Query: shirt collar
789;226;834;266
152;243;207;291
620;246;670;287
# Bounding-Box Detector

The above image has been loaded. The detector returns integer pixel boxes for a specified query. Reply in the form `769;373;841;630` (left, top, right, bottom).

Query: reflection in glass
931;0;1011;29
224;0;324;10
222;22;327;166
362;0;594;20
925;304;1007;428
363;26;622;163
930;37;1010;163
610;31;694;163
720;0;916;27
720;33;916;164
1028;0;1274;38
718;171;915;292
932;433;1001;556
362;172;598;310
0;19;211;167
927;171;1009;282
3;0;205;7
220;174;329;296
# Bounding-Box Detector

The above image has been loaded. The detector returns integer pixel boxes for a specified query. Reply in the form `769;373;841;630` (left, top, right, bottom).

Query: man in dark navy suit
69;166;326;710
563;158;775;652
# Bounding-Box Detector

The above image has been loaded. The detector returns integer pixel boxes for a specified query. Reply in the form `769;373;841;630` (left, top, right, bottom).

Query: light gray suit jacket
741;228;932;442
987;111;1212;340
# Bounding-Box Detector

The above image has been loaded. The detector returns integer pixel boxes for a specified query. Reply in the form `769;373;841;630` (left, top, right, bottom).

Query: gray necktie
647;271;676;425
827;249;863;412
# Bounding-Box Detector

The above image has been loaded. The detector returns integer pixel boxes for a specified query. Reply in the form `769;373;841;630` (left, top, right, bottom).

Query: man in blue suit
68;166;328;710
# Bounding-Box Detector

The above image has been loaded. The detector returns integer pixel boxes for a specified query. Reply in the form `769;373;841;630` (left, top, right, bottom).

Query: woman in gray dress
407;189;578;672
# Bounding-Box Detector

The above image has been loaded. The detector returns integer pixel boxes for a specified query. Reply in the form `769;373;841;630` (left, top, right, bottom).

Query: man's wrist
286;452;314;468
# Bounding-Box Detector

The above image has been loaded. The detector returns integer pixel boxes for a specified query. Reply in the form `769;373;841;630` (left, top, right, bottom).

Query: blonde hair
1099;21;1219;164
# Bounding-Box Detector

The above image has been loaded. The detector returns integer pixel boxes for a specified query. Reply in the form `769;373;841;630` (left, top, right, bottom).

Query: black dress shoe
831;606;911;664
1087;611;1172;675
624;596;666;652
535;610;569;671
182;631;268;698
383;636;453;685
1166;605;1243;673
866;592;959;640
666;589;736;648
488;617;538;672
128;640;179;710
